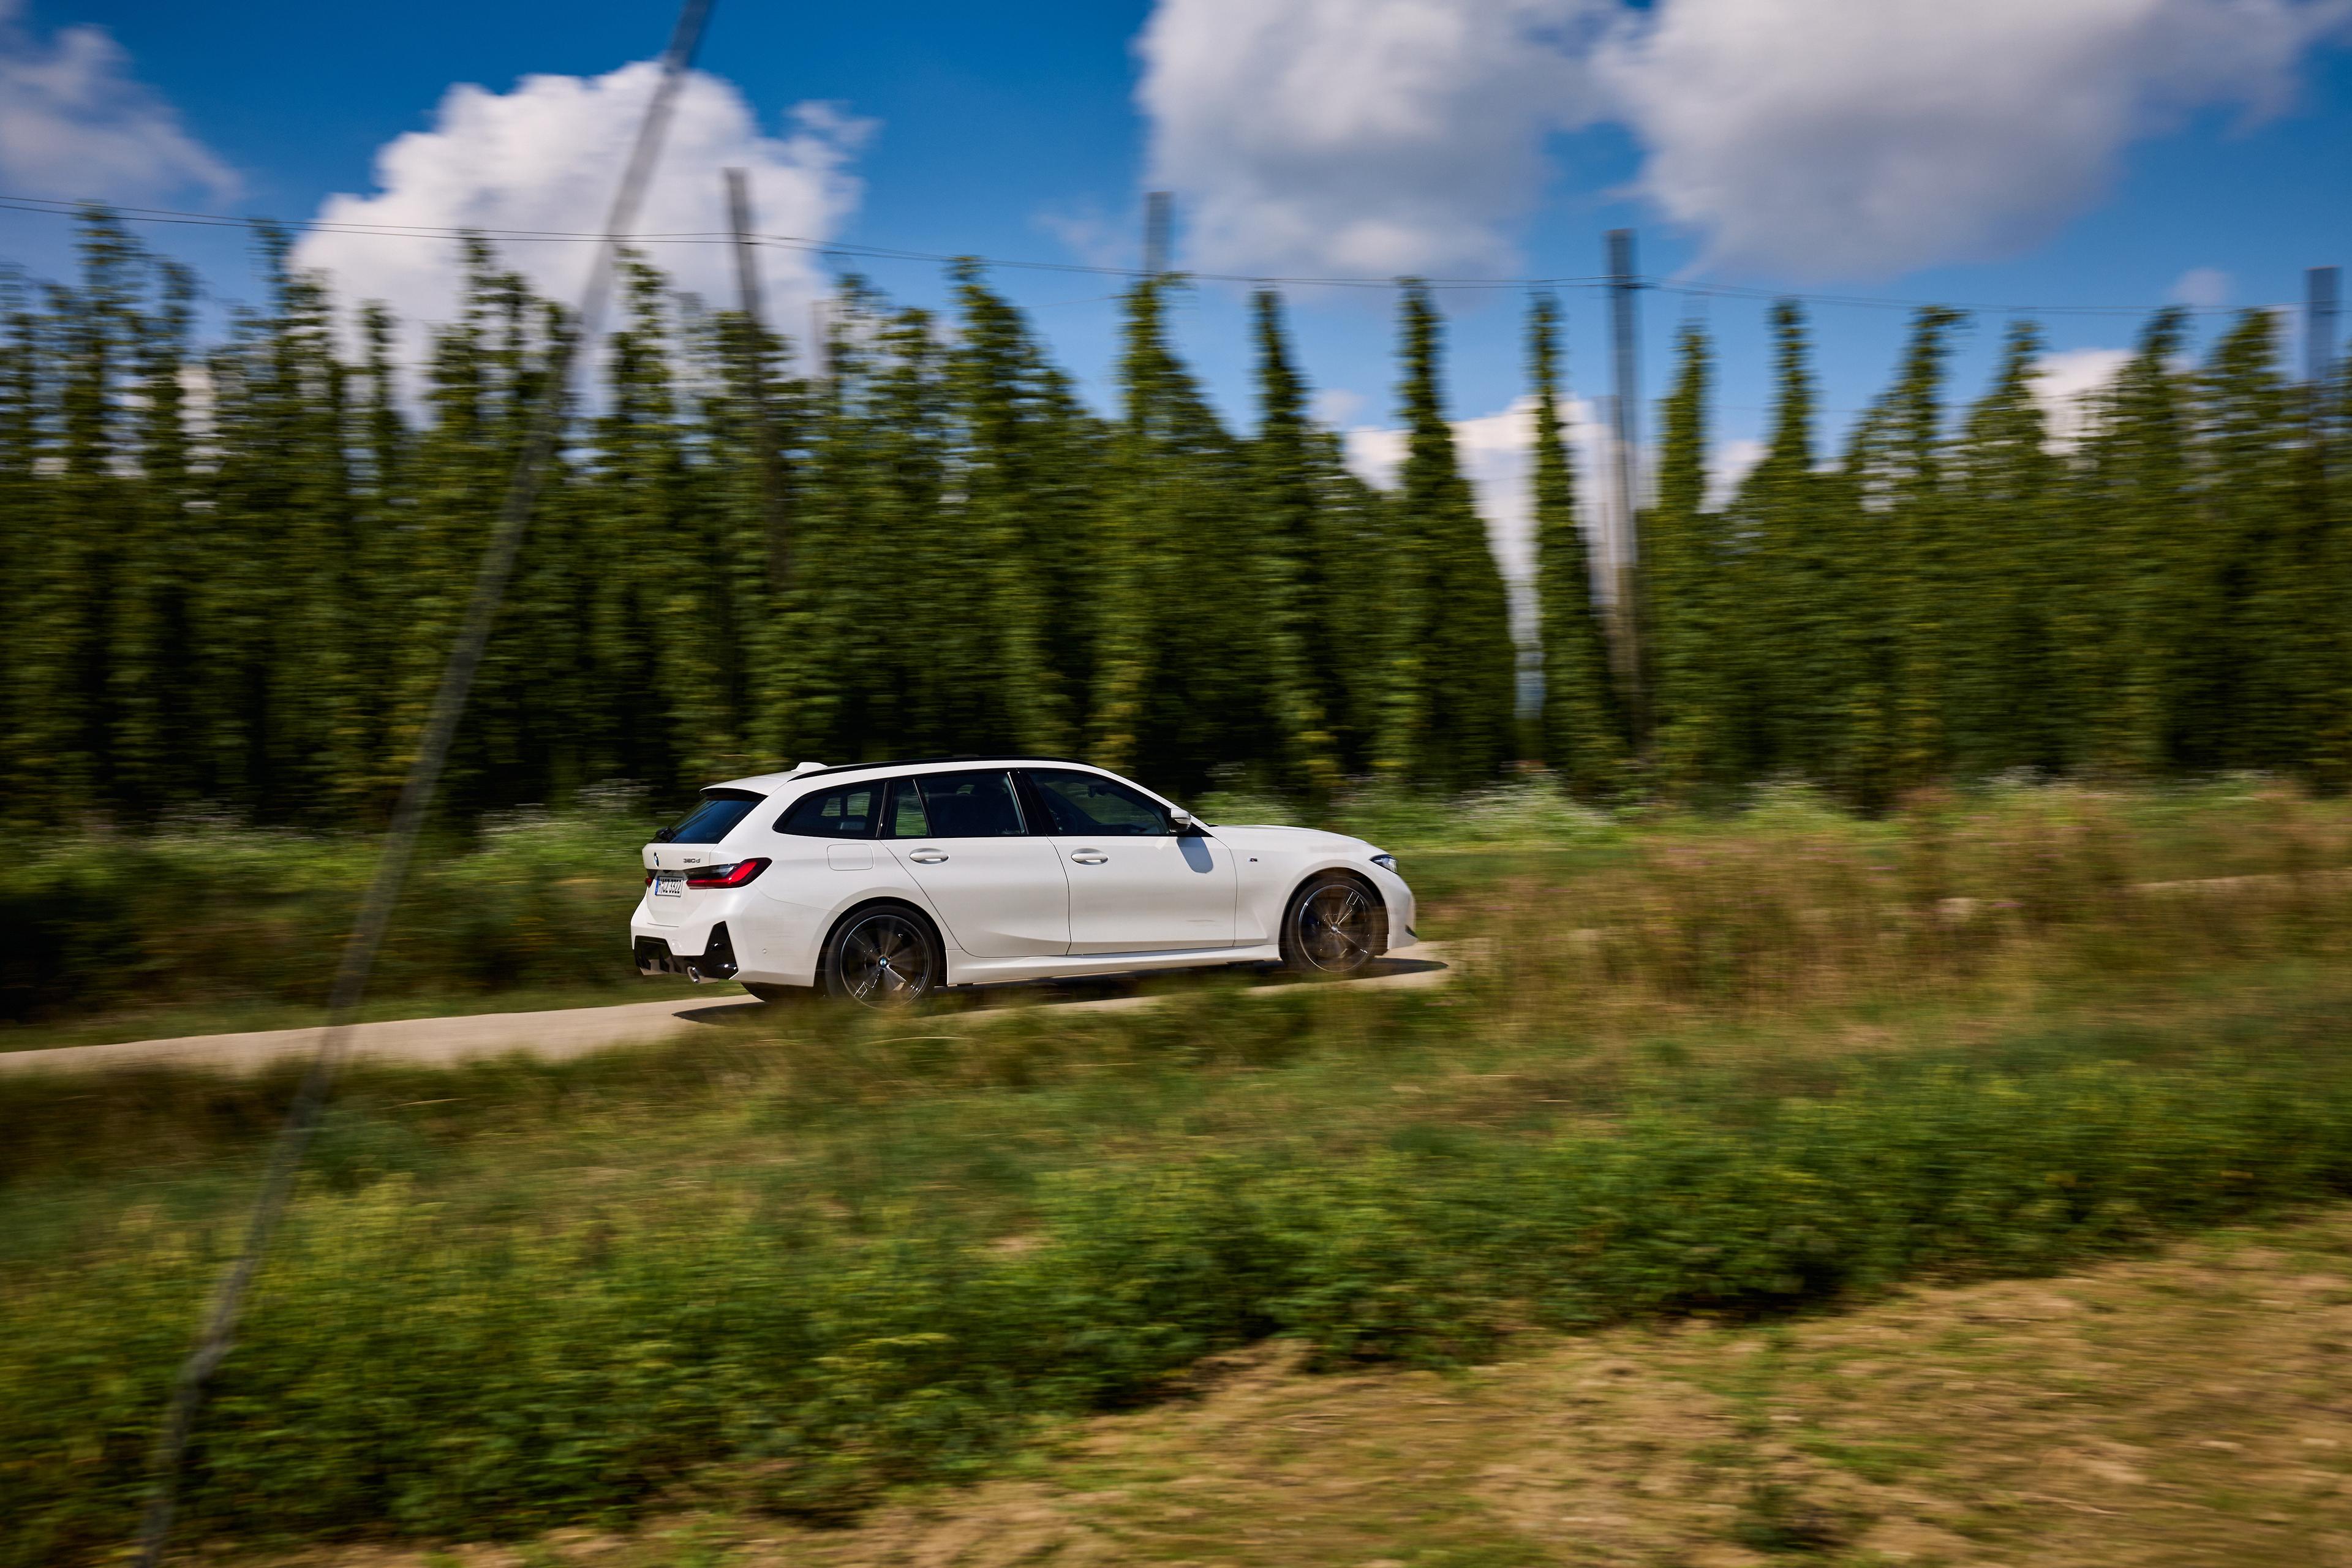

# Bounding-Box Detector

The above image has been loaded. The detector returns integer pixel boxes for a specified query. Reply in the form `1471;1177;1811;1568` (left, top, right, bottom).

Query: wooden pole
2309;265;2340;386
1144;190;1172;278
723;168;790;587
1607;228;1646;742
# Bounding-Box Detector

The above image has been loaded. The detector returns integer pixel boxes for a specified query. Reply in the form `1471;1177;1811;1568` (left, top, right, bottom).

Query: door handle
908;849;949;864
1070;850;1108;865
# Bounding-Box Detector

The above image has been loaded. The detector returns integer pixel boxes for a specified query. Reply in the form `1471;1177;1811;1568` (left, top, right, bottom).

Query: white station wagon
631;757;1418;1003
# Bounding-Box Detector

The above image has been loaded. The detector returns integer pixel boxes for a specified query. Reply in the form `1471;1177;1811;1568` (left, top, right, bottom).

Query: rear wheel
1278;873;1385;978
821;903;943;1006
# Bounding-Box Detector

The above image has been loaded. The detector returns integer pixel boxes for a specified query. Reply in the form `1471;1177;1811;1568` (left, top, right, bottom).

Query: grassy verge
252;1207;2351;1568
0;795;666;1028
9;775;2348;1034
6;781;2352;1563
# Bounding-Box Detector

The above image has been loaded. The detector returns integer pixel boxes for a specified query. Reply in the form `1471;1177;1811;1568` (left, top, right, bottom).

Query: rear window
777;782;881;838
657;790;764;844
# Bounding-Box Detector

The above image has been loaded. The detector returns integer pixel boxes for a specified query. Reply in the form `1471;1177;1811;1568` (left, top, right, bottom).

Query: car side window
911;771;1027;837
776;783;879;837
1023;769;1172;837
880;777;930;839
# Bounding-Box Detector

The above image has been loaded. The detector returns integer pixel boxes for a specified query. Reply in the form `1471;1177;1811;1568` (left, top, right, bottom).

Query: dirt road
0;948;1452;1077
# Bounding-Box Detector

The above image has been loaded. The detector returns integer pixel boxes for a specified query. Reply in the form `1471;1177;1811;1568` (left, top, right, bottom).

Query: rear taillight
644;871;654;887
685;857;769;889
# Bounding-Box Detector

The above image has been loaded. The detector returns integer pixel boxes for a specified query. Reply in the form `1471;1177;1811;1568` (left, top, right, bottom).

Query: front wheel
821;903;944;1006
1278;873;1386;978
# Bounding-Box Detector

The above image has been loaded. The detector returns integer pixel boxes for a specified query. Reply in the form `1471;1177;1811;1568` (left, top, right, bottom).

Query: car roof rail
782;755;1114;783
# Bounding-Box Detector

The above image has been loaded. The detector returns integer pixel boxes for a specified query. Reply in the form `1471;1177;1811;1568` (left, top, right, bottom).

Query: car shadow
956;954;1448;1012
673;998;778;1028
674;954;1450;1024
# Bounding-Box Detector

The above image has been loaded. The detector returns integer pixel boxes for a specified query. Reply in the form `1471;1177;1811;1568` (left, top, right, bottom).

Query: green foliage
10;1007;2352;1561
0;795;666;1022
1725;301;1831;779
1644;322;1730;791
1378;283;1517;791
1250;289;1346;801
4;214;2351;836
1528;292;1627;795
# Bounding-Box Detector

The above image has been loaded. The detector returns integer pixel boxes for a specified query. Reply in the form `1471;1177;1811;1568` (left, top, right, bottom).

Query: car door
1022;769;1236;954
879;770;1069;958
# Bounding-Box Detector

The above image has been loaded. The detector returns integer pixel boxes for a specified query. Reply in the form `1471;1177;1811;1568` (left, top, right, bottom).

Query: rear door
881;770;1069;958
1022;769;1236;954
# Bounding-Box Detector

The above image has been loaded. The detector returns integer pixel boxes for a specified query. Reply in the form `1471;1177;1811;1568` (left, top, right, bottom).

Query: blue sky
4;0;2350;570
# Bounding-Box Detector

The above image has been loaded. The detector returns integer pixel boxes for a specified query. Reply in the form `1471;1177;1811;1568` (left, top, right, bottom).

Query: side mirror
1169;809;1205;835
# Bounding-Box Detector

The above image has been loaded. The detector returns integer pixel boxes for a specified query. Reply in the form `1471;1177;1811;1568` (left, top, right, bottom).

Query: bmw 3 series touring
630;758;1418;1003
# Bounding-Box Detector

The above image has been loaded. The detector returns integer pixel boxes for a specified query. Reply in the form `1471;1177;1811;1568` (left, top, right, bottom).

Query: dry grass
236;1208;2352;1568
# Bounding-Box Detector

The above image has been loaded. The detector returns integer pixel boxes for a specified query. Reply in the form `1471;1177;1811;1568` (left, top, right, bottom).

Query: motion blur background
7;3;2352;1564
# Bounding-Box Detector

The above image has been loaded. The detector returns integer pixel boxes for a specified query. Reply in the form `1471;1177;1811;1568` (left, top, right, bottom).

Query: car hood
1205;823;1381;859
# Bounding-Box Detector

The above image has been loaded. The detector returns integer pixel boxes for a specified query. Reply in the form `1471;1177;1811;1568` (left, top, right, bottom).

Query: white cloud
1134;0;2348;284
293;64;869;369
2035;346;2133;447
1602;0;2348;279
1311;386;1365;426
2170;265;2233;308
0;0;236;202
1707;436;1765;507
1136;0;1607;277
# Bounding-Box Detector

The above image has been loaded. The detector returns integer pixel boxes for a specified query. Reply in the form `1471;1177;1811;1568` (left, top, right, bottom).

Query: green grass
0;794;668;1028
6;780;2352;1564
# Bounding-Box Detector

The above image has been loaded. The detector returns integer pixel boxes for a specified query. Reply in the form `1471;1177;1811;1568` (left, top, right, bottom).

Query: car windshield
655;790;764;843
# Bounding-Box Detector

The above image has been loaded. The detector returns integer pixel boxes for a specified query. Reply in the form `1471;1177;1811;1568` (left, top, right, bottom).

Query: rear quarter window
777;783;881;837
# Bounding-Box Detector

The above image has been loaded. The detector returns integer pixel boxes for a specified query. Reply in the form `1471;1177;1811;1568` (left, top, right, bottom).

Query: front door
1022;769;1236;953
881;770;1069;958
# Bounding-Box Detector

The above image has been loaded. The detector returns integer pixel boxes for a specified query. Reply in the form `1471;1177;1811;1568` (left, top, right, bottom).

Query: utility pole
2309;265;2340;386
808;297;830;382
725;166;764;325
1143;190;1172;278
723;168;789;587
1605;228;1646;740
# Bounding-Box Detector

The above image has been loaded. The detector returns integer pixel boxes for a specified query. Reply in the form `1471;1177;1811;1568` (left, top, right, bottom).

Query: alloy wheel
1294;882;1376;974
836;913;935;1004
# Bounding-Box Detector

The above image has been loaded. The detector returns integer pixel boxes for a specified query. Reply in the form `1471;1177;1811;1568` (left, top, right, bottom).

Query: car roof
705;756;1115;794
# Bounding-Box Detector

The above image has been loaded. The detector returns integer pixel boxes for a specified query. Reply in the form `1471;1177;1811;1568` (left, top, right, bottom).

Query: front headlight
1370;853;1398;873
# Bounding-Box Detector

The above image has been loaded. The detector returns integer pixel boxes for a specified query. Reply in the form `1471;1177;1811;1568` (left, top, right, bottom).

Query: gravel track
0;948;1453;1077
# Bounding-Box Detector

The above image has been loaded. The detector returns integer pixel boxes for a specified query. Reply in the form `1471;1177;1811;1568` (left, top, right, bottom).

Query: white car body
629;757;1418;992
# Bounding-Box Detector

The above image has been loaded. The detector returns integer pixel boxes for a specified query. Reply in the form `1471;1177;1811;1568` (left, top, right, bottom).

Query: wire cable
2;190;2272;315
126;2;717;1562
0;194;1595;288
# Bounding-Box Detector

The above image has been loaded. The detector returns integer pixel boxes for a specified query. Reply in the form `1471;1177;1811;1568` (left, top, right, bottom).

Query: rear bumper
635;921;739;982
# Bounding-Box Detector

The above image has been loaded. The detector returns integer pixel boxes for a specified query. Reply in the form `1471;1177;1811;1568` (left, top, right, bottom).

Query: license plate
653;872;685;897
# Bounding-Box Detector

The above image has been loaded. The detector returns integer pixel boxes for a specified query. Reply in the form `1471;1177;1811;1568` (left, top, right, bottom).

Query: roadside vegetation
202;1208;2352;1567
6;780;2352;1564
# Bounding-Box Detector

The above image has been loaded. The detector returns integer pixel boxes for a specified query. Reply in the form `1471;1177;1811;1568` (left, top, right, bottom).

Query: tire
820;902;944;1006
1278;872;1387;978
742;982;793;1004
